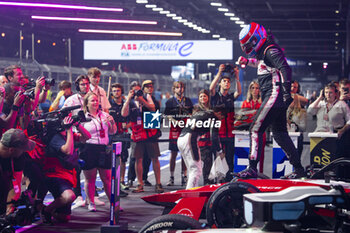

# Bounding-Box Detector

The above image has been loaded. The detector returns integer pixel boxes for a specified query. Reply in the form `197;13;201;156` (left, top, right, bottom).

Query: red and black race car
140;158;350;233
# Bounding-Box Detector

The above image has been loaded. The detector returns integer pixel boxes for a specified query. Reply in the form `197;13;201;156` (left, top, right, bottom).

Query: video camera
32;105;89;141
0;190;35;232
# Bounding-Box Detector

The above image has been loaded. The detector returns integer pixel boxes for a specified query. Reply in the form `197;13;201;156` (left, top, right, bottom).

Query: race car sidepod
243;185;349;231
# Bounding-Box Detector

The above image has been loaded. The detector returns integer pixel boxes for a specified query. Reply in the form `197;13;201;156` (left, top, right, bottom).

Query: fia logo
143;110;161;129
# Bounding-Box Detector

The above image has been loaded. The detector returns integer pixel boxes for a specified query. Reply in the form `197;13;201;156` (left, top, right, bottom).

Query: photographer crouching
40;114;90;224
0;129;36;215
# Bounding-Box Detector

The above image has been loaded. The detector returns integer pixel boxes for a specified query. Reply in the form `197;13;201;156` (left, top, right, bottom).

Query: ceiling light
203;30;210;34
32;15;157;25
230;17;240;21
336;22;340;26
172;16;182;20
210;2;222;7
0;1;123;12
166;13;176;17
212;34;220;38
335;33;339;36
178;19;188;23
37;39;40;43
219;38;226;40
235;20;245;24
335;10;339;14
1;33;5;37
159;10;170;14
152;7;163;11
308;62;312;66
335;41;338;44
240;24;247;27
136;0;148;3
52;42;56;46
145;4;156;8
78;29;183;36
218;8;229;12
224;13;235;16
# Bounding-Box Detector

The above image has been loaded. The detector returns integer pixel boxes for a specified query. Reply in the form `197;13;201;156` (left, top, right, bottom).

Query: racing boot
281;167;306;179
234;166;258;179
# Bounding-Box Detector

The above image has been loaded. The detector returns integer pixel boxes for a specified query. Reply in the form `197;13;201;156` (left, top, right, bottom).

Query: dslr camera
223;63;237;74
135;89;143;97
0;190;35;232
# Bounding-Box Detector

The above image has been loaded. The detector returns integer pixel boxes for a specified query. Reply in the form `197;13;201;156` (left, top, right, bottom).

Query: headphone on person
74;75;89;92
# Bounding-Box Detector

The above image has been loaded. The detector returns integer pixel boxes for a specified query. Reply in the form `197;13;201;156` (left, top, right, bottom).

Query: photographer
121;81;164;193
0;129;36;215
41;115;90;223
209;63;241;181
109;83;131;192
0;84;26;131
340;79;350;108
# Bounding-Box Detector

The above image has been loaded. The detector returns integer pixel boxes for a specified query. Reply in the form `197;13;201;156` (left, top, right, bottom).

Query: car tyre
139;214;203;233
206;181;260;228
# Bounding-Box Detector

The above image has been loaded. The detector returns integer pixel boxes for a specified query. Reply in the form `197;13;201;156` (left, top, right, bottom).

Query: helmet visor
241;37;257;55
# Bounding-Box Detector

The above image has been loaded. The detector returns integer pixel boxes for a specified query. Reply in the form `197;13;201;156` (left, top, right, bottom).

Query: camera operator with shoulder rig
40;115;90;223
209;63;241;182
0;129;36;215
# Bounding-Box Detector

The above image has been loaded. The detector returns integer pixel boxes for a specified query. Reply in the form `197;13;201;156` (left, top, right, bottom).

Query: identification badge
137;116;142;125
323;114;329;121
99;128;105;138
12;179;20;195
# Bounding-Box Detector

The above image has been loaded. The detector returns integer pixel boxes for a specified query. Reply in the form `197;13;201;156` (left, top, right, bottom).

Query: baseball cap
1;129;36;151
142;80;154;90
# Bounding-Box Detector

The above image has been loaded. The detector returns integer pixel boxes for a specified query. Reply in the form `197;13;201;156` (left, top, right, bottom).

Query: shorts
131;141;160;159
80;144;111;170
169;141;179;152
45;177;72;215
120;148;129;163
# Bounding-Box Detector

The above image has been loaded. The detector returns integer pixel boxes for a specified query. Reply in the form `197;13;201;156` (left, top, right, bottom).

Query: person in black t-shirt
164;81;193;186
109;83;131;191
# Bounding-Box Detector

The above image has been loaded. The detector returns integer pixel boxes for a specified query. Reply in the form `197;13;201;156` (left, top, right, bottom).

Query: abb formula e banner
84;40;233;60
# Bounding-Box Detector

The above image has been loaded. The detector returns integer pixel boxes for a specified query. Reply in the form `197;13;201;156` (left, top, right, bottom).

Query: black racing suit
247;39;303;171
177;110;221;188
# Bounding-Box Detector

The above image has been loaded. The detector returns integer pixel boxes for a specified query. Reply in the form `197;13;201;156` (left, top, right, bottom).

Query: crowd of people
0;21;350;227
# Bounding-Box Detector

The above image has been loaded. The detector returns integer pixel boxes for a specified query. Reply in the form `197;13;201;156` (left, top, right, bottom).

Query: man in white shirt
87;67;111;113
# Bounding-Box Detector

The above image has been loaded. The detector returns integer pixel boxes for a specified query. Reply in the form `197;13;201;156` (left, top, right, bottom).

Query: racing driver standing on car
236;22;305;179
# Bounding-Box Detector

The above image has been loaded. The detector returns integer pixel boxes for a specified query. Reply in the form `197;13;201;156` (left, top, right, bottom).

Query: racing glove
282;82;293;106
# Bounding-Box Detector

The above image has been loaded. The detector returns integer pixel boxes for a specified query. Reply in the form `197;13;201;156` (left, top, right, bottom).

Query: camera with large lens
43;77;55;87
32;105;89;141
0;190;35;232
135;89;143;97
223;63;237;74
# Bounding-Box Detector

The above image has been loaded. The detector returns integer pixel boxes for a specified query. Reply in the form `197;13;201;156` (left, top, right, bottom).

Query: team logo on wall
143;110;162;129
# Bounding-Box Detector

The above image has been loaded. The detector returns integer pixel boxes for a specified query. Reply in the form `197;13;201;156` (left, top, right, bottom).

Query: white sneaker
88;203;96;212
94;197;105;206
73;196;85;207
